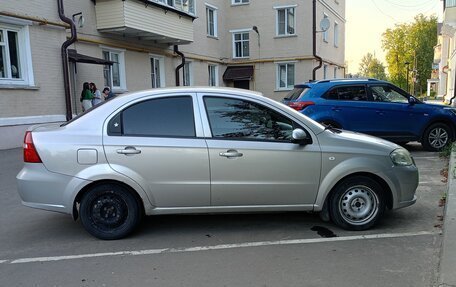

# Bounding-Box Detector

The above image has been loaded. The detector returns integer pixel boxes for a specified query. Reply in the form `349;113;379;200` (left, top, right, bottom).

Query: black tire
80;184;142;240
421;123;453;152
329;176;385;231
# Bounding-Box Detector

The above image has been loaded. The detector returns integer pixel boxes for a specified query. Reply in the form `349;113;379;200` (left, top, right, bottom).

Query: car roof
117;86;264;99
293;78;390;88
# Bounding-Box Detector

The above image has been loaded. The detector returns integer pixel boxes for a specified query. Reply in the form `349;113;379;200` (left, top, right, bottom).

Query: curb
439;145;456;286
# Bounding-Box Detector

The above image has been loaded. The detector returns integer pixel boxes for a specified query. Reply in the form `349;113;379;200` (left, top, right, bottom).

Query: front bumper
380;164;419;209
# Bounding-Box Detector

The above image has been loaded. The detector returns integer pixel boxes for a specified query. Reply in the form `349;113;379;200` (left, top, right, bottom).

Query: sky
345;0;443;74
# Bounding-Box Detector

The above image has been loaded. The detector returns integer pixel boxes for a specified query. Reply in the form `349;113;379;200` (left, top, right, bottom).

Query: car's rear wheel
80;184;142;240
422;123;453;151
329;176;385;231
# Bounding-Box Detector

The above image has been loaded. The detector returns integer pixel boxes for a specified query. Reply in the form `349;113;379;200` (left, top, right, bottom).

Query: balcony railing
95;0;194;44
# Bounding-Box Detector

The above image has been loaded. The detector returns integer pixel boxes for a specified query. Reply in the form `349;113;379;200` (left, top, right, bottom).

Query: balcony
444;0;456;28
95;0;195;45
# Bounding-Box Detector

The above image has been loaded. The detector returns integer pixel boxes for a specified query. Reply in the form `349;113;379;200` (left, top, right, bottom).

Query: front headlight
390;148;414;166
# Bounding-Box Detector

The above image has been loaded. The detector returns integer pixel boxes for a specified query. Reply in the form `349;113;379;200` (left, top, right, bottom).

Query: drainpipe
174;45;186;86
451;71;456;106
312;0;323;81
57;0;77;121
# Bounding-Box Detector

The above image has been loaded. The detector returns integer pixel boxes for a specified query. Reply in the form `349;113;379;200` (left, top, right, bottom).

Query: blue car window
325;86;367;101
370;86;408;103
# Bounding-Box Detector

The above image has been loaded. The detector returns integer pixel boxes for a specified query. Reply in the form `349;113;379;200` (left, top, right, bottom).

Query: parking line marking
0;231;439;264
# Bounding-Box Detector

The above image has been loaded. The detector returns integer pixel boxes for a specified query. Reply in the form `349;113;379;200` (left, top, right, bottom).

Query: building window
232;0;249;5
334;22;339;47
206;5;218;37
208;64;218;86
155;0;195;15
323;14;329;43
232;31;250;58
150;56;165;88
323;64;328;79
0;22;34;86
275;6;296;36
334;67;338;78
103;49;126;91
183;62;192;86
276;62;295;90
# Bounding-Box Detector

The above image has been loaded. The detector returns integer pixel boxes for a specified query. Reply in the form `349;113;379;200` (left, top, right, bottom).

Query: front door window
204;97;295;142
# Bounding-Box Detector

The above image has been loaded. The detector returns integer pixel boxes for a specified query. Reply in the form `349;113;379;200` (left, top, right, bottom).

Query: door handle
219;150;243;158
117;146;141;155
376;110;384;115
331;107;340;112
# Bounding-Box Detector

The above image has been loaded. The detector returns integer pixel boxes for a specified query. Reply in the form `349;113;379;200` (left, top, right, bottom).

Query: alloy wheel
428;127;449;150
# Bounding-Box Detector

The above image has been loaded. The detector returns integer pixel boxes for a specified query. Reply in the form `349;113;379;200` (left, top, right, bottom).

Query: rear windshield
284;87;310;101
60;100;110;127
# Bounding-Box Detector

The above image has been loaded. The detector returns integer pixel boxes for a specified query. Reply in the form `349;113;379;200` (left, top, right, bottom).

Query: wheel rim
89;192;128;231
428;127;448;149
338;185;379;225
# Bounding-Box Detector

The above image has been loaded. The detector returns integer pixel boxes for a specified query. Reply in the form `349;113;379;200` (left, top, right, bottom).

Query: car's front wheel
329;176;385;231
422;123;453;151
80;184;142;240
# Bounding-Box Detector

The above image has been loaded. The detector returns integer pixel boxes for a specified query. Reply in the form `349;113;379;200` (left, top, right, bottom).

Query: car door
324;85;376;133
199;93;322;207
103;94;210;207
367;84;419;140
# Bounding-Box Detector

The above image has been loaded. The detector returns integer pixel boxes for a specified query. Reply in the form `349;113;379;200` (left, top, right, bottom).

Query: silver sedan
17;87;418;239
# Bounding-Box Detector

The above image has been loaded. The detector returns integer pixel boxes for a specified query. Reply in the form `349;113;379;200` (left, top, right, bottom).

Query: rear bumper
16;163;89;214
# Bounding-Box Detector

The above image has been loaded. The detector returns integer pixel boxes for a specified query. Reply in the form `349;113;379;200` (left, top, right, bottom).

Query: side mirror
292;128;312;145
408;96;417;105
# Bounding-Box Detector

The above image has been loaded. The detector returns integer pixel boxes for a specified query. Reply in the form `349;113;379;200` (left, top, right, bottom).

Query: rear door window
109;96;196;137
324;85;368;101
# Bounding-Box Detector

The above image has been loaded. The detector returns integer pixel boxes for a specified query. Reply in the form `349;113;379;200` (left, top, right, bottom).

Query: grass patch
439;142;456;159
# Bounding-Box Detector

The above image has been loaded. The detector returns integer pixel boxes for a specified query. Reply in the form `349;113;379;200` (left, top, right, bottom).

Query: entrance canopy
223;65;254;81
68;49;115;65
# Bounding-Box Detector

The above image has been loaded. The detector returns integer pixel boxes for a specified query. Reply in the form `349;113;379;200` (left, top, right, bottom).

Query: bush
439;142;456;159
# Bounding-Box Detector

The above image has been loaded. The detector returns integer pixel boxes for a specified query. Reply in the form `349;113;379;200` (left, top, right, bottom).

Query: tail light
23;131;42;163
288;101;315;111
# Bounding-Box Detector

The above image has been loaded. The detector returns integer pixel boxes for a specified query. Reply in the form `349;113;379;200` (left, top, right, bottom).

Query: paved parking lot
0;143;447;286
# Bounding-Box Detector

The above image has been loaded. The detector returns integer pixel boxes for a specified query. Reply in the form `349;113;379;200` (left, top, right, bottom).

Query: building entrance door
233;80;250;90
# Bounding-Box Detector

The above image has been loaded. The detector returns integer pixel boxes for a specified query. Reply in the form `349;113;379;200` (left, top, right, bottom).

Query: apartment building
0;0;345;149
437;0;456;105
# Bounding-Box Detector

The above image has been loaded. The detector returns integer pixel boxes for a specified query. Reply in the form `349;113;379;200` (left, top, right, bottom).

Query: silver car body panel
197;92;322;206
16;87;418;218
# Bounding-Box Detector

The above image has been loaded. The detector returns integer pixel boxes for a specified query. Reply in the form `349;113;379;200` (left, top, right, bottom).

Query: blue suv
282;78;456;151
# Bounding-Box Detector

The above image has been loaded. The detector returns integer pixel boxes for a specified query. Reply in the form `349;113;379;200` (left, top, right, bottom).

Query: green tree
358;53;387;80
382;14;437;94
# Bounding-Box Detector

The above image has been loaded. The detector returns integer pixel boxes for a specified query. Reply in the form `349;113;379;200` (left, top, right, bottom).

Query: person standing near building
90;82;103;106
80;82;93;112
102;87;115;100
